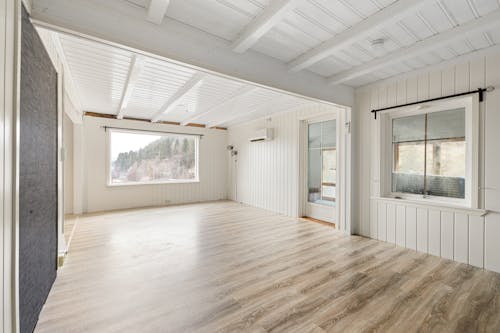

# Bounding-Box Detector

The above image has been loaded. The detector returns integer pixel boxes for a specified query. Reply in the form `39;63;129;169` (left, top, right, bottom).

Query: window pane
426;139;466;198
427;108;465;140
110;131;197;184
322;149;336;202
322;149;336;184
393;114;425;143
308;148;321;202
392;141;425;194
321;120;336;148
308;123;321;148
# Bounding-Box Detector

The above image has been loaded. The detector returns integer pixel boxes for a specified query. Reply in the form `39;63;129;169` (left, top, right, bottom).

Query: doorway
305;118;337;224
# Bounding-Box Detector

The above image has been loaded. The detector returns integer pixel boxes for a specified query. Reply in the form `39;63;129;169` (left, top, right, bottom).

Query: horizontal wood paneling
355;54;500;272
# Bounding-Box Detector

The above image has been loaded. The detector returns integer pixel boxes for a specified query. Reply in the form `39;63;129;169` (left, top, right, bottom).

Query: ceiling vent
249;128;274;142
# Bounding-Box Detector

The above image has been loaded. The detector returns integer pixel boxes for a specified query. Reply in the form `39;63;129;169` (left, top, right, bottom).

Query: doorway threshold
301;216;336;229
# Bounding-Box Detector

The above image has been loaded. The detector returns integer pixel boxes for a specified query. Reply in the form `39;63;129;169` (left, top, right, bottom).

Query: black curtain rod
102;126;204;137
371;87;494;119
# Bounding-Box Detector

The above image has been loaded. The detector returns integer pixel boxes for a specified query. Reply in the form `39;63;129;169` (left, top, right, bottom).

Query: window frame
380;95;479;209
106;128;200;187
307;117;337;205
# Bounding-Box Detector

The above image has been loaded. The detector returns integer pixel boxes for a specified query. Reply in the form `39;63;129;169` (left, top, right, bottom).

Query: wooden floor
36;201;500;333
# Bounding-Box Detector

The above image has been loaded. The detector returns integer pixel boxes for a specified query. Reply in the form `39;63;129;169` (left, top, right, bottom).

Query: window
108;129;199;185
308;120;336;205
392;109;466;198
383;95;478;208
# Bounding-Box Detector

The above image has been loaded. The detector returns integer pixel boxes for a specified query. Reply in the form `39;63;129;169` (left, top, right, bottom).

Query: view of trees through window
110;130;198;184
392;108;466;199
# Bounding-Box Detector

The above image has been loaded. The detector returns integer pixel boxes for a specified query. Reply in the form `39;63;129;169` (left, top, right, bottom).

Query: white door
306;119;337;223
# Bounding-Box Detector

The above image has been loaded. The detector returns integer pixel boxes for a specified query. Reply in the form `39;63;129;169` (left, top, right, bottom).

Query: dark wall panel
19;5;58;333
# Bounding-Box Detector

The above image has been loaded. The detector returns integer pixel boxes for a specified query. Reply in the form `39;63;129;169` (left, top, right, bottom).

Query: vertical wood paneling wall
355;55;500;273
227;104;341;218
82;116;228;213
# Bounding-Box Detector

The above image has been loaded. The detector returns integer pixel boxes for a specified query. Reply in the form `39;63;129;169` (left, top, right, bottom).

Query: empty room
1;0;500;332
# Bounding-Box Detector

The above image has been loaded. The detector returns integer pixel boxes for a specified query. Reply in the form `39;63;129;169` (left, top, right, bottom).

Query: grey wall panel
19;5;58;333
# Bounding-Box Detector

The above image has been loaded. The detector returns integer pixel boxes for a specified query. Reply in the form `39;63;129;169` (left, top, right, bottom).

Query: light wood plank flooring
35;201;500;333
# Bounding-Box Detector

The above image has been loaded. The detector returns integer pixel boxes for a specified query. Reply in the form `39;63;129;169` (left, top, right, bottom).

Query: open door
19;5;59;333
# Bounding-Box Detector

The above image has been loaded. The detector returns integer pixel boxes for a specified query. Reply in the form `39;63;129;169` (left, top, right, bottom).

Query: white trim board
1;1;21;332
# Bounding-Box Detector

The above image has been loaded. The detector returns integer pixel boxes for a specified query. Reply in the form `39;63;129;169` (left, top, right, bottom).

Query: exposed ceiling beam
288;0;430;72
180;85;258;125
30;0;354;107
232;0;302;53
208;95;290;128
328;9;500;85
117;55;146;119
151;72;205;122
356;44;500;89
146;0;170;24
226;100;311;127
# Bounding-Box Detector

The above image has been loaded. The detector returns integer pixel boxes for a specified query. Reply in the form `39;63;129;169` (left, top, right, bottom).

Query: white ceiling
33;0;500;127
45;29;323;127
123;0;500;86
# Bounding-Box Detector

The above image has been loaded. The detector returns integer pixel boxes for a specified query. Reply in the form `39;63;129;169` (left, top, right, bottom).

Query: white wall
63;111;73;214
81;116;228;213
227;104;343;218
354;54;500;273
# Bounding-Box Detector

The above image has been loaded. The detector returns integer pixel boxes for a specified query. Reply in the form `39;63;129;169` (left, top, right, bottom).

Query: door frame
2;1;22;332
298;107;352;234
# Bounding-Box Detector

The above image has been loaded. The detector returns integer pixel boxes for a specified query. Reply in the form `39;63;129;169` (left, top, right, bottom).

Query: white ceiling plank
151;73;206;122
31;0;354;107
50;32;84;121
116;55;146;119
465;0;480;18
357;43;500;90
436;0;458;26
208;94;290;128
146;0;170;25
328;9;500;85
232;0;304;53
287;0;431;72
180;85;258;125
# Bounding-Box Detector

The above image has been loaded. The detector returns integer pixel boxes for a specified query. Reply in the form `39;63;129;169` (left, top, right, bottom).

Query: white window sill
371;196;488;217
107;179;200;187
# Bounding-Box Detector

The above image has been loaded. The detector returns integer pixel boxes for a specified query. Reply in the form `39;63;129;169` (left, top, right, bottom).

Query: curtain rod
102;126;204;137
371;86;495;120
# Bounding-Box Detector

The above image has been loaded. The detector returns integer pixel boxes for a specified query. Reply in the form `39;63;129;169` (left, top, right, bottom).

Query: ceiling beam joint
146;0;170;25
117;54;146;119
287;0;430;72
232;0;303;53
151;72;206;122
180;85;258;126
328;9;500;85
